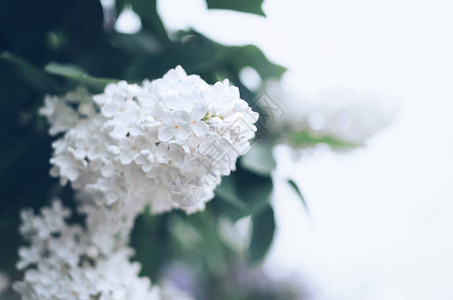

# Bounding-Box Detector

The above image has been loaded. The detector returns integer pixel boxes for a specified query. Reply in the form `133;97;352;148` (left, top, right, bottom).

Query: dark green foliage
206;0;266;16
287;179;309;212
240;141;276;176
44;62;120;91
248;204;275;264
130;211;171;280
212;166;273;221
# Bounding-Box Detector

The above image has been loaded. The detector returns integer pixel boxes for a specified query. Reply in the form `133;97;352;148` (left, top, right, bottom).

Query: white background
158;0;453;299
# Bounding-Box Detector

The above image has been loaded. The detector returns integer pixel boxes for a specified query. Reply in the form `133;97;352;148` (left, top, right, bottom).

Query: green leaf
229;45;286;80
205;0;266;16
290;130;358;149
215;176;249;212
188;211;229;275
0;52;61;92
119;0;168;39
240;141;276;176
248;204;275;264
130;213;170;280
235;168;273;216
45;62;120;91
287;179;309;212
45;63;87;77
213;167;273;220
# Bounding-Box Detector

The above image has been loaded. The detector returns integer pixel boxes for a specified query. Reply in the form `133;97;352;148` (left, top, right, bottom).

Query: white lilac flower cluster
13;200;160;300
42;66;257;215
15;66;257;299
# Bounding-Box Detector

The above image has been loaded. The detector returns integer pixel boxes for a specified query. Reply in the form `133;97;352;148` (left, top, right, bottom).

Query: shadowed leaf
0;52;61;92
229;45;286;80
287;179;309;212
206;0;265;16
240;141;276;176
45;62;120;91
248;204;275;264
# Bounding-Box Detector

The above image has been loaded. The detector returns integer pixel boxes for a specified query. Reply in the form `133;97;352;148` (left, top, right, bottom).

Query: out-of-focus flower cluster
14;200;195;300
14;200;160;300
265;80;396;146
14;66;258;300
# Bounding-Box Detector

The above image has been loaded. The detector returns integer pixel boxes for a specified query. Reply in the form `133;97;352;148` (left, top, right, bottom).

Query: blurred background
1;0;453;299
168;0;453;299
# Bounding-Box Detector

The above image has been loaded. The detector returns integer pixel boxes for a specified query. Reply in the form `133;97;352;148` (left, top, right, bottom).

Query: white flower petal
176;125;192;140
194;122;208;136
158;127;174;141
175;110;192;125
